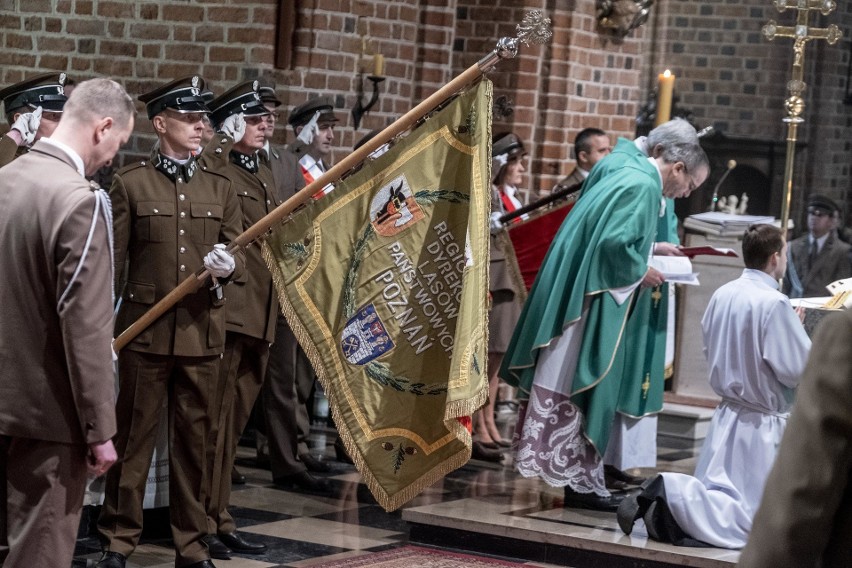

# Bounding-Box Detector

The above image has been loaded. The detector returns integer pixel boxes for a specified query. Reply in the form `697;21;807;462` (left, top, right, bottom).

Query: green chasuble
500;138;662;453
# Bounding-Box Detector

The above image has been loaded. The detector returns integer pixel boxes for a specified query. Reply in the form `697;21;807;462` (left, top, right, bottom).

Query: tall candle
373;54;385;77
656;69;675;126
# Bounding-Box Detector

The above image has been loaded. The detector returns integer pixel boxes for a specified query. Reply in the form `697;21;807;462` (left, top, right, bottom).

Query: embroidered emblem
369;174;424;237
340;303;395;365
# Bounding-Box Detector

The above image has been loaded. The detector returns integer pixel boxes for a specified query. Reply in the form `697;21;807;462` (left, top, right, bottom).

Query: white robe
660;269;811;548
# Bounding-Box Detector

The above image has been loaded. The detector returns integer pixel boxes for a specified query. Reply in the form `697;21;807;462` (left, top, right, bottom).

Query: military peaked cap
807;194;840;214
207;80;269;127
492;132;526;158
138;76;209;119
287;96;338;127
0;72;68;116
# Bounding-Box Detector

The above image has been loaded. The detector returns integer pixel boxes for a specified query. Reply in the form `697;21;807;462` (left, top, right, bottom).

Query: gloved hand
10;106;42;146
219;113;246;143
489;211;505;234
296;111;321;146
203;243;235;278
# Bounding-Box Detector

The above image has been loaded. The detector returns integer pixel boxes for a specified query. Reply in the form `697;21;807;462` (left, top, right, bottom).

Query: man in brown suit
738;307;852;567
255;85;332;493
543;127;611;197
0;72;69;167
783;193;852;298
200;80;279;559
95;77;246;568
0;78;133;568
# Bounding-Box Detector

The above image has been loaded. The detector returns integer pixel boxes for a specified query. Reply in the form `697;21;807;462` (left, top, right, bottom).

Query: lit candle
655;69;675;126
373;54;385;77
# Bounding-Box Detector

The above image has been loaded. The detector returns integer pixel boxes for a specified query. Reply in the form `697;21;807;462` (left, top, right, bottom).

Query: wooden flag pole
113;12;552;352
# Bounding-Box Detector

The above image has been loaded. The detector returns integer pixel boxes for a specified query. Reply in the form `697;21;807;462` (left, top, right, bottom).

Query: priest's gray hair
646;117;698;148
659;141;709;174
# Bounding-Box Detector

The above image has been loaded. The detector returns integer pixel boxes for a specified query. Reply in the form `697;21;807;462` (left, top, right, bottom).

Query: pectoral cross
641;373;651;400
651;286;662;309
762;0;842;234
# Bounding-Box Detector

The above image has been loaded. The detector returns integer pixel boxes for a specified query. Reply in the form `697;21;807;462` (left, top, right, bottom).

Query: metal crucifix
762;0;842;234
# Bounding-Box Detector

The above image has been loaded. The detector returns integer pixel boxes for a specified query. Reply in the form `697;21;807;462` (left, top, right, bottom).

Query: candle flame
663;69;672;77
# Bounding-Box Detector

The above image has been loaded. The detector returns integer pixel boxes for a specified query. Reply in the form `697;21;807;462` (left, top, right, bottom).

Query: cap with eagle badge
207;80;270;128
138;76;210;120
0;72;68;118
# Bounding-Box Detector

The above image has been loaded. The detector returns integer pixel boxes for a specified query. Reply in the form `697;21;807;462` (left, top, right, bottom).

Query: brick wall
0;0;847;221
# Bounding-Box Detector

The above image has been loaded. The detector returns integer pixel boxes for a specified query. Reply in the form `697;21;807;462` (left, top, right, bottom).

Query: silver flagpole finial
517;10;553;46
478;11;552;71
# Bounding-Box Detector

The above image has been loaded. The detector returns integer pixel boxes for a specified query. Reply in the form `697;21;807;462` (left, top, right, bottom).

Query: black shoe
273;471;333;495
470;441;503;463
334;437;354;464
217;531;268;554
201;534;232;560
604;464;647;487
563;486;629;512
616;491;646;535
231;466;246;485
299;452;332;473
182;561;216;568
95;551;127;568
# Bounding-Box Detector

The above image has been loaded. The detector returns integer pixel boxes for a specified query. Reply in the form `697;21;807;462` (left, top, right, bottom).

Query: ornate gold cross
641;373;651;399
651;286;662;309
762;0;842;234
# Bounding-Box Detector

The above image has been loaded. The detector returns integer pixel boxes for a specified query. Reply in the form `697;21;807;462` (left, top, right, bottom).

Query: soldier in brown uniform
95;77;246;568
199;81;278;559
0;78;133;568
0;72;68;167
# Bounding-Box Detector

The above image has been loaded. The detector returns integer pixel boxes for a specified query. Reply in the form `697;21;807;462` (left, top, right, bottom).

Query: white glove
219;113;246;143
203;243;235;278
11;106;42;146
490;212;505;234
296;111;321;146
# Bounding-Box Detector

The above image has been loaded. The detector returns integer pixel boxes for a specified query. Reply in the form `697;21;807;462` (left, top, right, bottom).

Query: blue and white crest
340;303;394;365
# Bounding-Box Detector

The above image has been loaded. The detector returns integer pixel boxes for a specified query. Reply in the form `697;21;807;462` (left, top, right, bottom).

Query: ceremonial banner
263;81;492;511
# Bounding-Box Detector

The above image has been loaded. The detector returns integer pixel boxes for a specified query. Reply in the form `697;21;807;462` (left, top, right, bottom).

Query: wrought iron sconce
352;73;385;130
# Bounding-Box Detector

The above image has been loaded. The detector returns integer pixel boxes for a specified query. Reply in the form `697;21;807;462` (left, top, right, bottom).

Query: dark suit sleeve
55;191;118;445
739;310;852;567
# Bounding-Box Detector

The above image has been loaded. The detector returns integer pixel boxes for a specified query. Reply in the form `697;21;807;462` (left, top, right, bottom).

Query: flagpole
113;11;552;352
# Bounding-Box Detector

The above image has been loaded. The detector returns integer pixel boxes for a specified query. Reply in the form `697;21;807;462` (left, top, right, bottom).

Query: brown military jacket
200;135;280;343
266;143;305;201
0;141;116;445
111;151;246;357
0;134;25;168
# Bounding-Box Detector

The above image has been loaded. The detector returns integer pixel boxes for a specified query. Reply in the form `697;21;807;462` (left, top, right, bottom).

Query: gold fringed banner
263;80;493;511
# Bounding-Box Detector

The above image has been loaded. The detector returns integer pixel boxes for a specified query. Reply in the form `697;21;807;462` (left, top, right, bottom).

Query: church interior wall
0;0;847;226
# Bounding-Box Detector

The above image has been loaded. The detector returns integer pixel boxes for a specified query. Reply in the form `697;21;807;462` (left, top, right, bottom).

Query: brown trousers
97;351;220;567
0;436;87;568
206;332;269;535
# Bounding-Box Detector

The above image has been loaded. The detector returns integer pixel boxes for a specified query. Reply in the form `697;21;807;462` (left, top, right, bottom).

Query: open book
650;255;699;286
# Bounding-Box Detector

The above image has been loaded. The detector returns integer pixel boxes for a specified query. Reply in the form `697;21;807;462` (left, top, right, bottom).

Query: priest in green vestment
500;119;709;511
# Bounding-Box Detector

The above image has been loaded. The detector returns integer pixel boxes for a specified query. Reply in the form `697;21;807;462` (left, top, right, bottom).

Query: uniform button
202;166;207;171
207;211;212;216
220;138;227;143
266;199;271;205
141;161;146;166
262;182;268;188
177;178;183;184
129;292;135;299
243;191;248;195
180;265;186;272
179;229;185;236
180;212;186;218
179;194;185;201
215;148;222;154
179;247;186;254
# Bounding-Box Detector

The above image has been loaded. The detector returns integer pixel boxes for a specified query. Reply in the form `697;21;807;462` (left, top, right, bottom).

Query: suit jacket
738;308;852;567
201;136;280;343
543;167;585;197
111;152;246;357
266;144;306;201
0;141;116;445
784;231;852;297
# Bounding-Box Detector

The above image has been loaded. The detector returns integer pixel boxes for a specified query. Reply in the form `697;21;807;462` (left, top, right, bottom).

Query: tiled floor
73;414;735;568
